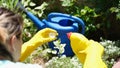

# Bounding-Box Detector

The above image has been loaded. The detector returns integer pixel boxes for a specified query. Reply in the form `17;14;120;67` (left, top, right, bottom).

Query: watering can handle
48;12;85;34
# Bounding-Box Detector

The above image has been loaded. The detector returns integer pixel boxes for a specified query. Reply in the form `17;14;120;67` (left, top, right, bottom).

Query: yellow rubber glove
67;32;107;68
19;28;58;62
83;40;107;68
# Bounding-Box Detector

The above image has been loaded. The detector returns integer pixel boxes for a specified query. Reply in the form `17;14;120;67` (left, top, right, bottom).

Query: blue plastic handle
17;1;45;29
26;12;46;29
48;12;85;34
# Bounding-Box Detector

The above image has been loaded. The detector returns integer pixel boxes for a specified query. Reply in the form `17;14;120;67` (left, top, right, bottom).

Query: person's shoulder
0;60;42;68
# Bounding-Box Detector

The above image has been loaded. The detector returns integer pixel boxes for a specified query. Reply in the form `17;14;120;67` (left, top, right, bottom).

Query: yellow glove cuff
19;41;42;62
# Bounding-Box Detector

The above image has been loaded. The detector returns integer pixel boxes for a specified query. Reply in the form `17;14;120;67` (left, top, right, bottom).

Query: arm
68;32;107;68
83;40;107;68
19;28;58;62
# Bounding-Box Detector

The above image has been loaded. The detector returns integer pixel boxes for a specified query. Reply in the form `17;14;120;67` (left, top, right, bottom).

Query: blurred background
0;0;120;68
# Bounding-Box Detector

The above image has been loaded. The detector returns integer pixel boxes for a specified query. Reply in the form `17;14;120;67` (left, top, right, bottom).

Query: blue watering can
18;1;85;56
27;12;85;56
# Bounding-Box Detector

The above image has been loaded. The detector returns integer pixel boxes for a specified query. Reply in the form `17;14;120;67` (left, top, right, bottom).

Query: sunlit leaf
29;2;36;6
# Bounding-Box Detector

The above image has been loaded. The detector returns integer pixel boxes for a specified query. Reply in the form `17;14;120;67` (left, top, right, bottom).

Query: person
0;7;58;68
112;58;120;68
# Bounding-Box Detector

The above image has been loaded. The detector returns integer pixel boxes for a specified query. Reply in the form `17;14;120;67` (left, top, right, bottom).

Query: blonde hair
0;7;23;61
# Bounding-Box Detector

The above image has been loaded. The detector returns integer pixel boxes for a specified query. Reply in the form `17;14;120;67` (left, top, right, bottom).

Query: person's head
0;7;23;62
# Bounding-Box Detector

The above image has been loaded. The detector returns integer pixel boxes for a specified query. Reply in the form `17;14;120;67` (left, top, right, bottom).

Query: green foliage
45;39;82;68
58;0;100;36
64;4;99;36
110;0;120;19
100;39;120;68
74;6;99;35
60;0;75;7
86;0;119;12
45;56;82;68
85;0;120;29
53;39;66;56
21;0;48;18
0;0;19;12
21;0;48;42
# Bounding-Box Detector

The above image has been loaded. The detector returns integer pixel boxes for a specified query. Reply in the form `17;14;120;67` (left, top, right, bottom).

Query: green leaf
60;0;74;7
110;7;119;13
116;13;120;19
29;2;36;6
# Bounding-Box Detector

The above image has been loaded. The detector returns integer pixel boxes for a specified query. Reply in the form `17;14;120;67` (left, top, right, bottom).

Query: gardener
0;7;58;68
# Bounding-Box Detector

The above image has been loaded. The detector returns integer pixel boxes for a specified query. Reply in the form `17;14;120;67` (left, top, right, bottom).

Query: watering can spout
17;1;46;29
26;12;46;29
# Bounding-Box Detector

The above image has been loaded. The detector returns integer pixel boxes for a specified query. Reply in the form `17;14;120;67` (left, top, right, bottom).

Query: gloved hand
19;28;58;62
83;40;107;68
67;32;107;68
